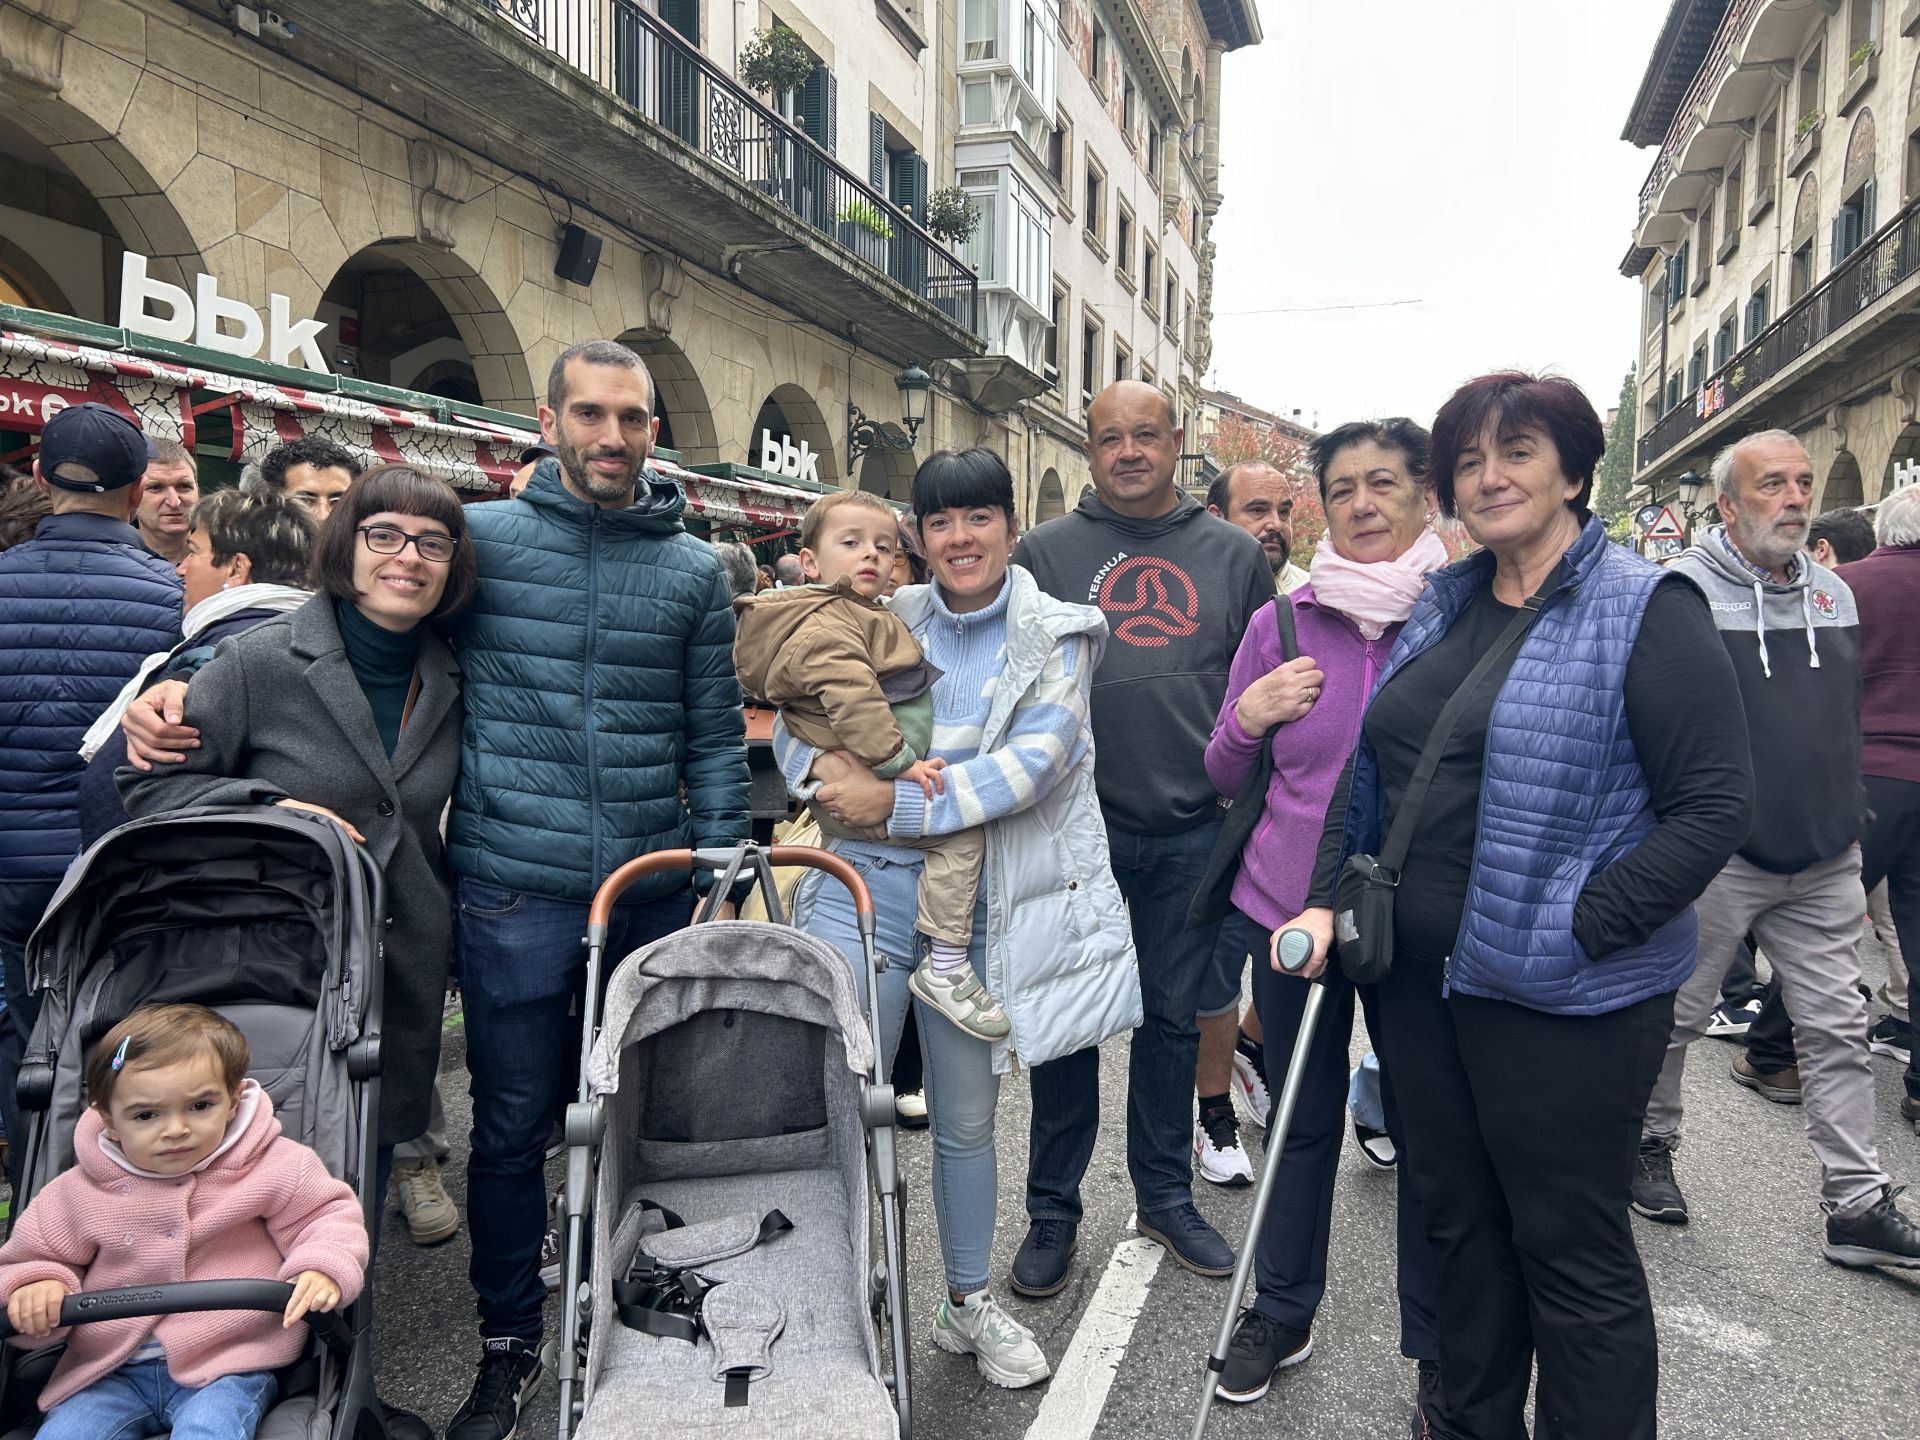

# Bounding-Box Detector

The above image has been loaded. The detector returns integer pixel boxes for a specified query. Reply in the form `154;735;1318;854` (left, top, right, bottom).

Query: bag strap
613;1207;794;1343
1249;596;1299;751
1377;587;1548;873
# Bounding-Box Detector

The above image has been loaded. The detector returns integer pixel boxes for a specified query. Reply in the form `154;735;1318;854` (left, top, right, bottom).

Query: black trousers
1375;952;1673;1440
1244;909;1438;1358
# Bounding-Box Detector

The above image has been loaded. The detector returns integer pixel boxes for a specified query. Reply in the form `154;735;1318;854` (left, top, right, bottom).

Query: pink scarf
1309;529;1451;639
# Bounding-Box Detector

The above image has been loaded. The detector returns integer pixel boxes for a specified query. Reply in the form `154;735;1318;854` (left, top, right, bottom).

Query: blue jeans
797;853;1001;1294
38;1360;276;1439
1027;817;1224;1219
457;877;690;1341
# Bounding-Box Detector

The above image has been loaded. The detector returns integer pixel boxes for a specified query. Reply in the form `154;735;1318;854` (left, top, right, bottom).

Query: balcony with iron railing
1636;0;1761;227
487;1;976;338
1637;191;1920;473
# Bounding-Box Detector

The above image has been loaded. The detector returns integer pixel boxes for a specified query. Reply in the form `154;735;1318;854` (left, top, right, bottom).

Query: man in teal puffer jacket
446;341;748;1439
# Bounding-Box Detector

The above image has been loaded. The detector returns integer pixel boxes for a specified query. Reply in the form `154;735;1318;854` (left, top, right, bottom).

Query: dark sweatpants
1375;952;1673;1440
1241;908;1437;1359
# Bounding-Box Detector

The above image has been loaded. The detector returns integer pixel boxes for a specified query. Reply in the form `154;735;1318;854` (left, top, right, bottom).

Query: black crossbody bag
1187;598;1299;930
1332;589;1547;985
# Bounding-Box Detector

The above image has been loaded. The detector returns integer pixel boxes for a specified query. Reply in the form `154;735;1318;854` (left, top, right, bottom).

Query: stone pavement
377;943;1918;1439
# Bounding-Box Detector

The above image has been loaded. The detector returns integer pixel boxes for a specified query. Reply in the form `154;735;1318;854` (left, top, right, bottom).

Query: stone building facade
1622;0;1920;520
0;0;1257;524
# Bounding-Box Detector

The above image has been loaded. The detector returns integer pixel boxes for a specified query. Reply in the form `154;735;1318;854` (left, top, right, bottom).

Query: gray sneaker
933;1290;1050;1388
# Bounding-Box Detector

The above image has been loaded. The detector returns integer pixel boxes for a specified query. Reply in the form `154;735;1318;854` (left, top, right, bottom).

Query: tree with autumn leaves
1203;411;1475;561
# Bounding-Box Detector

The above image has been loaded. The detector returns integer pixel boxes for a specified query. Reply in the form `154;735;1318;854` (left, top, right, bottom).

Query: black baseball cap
39;402;148;493
519;440;557;464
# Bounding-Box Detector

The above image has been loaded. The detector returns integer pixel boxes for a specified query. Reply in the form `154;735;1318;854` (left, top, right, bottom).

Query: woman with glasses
121;464;479;1193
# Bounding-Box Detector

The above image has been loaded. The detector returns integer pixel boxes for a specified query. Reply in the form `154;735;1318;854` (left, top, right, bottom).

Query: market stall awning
0;325;198;445
651;457;818;530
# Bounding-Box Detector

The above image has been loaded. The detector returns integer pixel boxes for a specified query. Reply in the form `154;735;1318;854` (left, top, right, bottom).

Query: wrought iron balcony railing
1638;190;1920;470
487;0;977;332
1636;0;1760;221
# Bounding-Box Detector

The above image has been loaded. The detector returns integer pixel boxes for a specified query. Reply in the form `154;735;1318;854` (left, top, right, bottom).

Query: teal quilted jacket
446;461;749;902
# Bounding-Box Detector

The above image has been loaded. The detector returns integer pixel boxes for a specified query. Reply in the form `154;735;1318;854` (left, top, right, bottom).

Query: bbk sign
759;428;820;484
118;253;330;373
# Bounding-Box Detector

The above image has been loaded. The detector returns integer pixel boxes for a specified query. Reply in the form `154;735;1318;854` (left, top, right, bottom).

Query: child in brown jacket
735;491;1007;1041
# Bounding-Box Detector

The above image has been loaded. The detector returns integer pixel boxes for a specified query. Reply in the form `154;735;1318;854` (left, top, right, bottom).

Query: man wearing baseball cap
0;402;181;1179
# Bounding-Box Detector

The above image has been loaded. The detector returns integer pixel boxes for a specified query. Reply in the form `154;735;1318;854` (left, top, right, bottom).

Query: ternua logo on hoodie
1087;552;1201;648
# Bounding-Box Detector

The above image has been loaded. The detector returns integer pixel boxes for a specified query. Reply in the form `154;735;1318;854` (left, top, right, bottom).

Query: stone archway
1076;480;1096;506
751;383;839;483
1884;422;1920;497
1035;467;1066;522
856;446;915;502
617;330;717;461
1823;449;1865;511
0;106;206;324
321;242;535;413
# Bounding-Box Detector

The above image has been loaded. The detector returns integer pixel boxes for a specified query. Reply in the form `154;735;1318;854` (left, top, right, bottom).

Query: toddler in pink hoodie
0;1003;368;1439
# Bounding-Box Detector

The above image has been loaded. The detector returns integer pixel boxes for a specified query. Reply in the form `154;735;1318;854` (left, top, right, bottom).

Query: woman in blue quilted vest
1274;373;1753;1440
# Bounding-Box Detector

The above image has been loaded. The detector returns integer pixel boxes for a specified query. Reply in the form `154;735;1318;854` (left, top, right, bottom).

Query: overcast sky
1208;0;1673;431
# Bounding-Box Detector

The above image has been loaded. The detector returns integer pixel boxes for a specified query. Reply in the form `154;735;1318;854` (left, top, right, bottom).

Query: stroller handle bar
587;846;875;928
0;1280;353;1357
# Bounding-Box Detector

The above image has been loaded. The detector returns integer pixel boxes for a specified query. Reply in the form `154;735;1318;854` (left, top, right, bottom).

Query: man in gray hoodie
1011;381;1275;1290
1633;429;1920;1270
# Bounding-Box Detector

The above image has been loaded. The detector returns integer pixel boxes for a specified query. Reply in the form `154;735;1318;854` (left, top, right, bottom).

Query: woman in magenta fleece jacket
0;1004;366;1439
1198;419;1450;1417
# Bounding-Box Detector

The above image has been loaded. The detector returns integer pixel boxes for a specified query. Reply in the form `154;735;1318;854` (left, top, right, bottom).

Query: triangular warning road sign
1645;505;1685;539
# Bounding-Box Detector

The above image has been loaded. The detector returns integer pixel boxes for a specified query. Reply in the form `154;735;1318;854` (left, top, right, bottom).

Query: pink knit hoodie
0;1082;368;1411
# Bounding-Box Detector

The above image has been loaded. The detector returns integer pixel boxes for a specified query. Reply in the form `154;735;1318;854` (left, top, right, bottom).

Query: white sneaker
391;1156;460;1245
908;958;1011;1041
1194;1111;1254;1187
1353;1121;1398;1170
933;1290;1051;1388
1231;1046;1271;1131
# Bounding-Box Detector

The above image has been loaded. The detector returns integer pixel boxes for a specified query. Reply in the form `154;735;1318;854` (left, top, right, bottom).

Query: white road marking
1023;1234;1165;1440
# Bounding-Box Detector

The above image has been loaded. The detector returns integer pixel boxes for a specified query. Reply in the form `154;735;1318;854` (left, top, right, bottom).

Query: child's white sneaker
909;958;1011;1041
933;1290;1051;1388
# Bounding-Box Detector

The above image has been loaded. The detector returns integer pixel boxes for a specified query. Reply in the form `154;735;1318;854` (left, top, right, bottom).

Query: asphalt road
377;938;1919;1440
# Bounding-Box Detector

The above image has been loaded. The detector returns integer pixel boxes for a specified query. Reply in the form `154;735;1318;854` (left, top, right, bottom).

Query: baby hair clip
110;1036;131;1071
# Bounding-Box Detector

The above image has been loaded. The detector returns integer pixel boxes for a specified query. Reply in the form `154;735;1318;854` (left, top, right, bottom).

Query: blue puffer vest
0;512;181;881
1335;516;1693;1015
446;461;749;904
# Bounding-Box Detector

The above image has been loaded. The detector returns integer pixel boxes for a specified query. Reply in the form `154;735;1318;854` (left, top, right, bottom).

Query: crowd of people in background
0;345;1914;1440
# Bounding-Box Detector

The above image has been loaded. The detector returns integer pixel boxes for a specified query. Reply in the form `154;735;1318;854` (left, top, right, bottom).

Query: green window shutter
869;113;886;189
890;151;927;221
799;66;837;150
1833;214;1846;264
660;0;698;41
1863;178;1877;236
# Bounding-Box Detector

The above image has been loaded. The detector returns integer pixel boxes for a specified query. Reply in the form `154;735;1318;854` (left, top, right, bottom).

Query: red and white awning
0;328;197;444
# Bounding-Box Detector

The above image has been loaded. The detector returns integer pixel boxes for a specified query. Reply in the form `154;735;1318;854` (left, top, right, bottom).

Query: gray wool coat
119;594;461;1143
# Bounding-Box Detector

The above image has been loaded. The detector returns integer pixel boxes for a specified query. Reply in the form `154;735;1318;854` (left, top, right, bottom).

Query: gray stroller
554;844;911;1439
0;806;390;1439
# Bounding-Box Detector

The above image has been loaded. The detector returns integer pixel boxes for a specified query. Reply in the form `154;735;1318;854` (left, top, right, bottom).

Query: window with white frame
964;0;997;60
959;168;999;282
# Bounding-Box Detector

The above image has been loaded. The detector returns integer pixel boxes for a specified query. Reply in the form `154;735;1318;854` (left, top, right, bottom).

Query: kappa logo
1097;555;1200;648
1811;589;1838;620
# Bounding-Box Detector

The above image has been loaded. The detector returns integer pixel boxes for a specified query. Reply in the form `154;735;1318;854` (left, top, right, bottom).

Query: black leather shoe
1136;1201;1234;1276
1009;1218;1077;1297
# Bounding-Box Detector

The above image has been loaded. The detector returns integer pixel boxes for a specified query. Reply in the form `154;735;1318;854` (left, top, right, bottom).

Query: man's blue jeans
1026;817;1225;1219
457;876;688;1342
38;1360;276;1439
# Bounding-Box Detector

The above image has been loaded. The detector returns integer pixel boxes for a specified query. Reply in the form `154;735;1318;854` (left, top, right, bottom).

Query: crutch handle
1274;928;1314;972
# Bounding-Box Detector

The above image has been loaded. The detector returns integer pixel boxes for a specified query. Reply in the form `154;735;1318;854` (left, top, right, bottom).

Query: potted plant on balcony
925;186;982;250
836;198;893;268
739;26;815;105
1789;110;1822;173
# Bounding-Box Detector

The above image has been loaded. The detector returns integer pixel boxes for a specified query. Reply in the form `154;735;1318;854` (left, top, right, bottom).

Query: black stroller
0;806;391;1439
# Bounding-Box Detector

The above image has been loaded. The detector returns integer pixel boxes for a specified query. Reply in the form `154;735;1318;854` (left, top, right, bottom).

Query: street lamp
848;364;931;464
1674;467;1719;530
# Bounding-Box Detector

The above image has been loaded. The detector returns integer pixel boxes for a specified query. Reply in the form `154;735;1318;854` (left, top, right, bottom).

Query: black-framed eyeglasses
356;524;459;563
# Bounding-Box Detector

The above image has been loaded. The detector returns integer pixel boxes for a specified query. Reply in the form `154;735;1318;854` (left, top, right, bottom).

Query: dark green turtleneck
335;599;422;757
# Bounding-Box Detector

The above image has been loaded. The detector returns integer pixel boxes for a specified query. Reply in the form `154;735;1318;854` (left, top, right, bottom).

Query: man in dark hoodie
1011;380;1274;1290
1634;430;1920;1270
